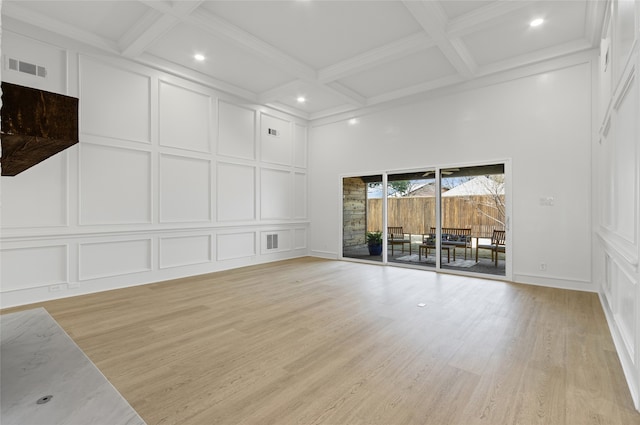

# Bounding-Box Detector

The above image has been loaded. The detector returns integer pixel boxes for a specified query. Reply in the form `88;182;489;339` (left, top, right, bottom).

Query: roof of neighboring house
407;182;448;197
442;176;504;197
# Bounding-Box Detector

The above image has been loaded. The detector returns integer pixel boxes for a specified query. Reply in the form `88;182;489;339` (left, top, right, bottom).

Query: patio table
419;244;450;263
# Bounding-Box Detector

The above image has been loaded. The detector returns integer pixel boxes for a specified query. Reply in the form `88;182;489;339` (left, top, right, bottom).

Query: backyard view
342;164;506;276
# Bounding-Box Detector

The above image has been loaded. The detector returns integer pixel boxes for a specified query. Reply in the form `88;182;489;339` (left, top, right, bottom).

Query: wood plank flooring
3;257;639;425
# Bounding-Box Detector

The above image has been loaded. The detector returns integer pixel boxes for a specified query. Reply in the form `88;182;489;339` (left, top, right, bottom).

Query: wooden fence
367;196;504;238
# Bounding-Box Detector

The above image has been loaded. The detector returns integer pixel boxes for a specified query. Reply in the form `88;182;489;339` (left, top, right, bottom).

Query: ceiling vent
7;57;47;78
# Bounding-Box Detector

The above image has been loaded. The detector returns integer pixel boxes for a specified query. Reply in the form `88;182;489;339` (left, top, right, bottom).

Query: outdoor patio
343;240;506;276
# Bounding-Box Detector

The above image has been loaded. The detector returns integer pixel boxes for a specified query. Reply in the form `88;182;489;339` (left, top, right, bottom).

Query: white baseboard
598;291;640;410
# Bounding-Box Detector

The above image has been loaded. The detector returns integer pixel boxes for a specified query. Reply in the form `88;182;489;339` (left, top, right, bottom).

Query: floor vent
7;57;47;78
267;234;279;250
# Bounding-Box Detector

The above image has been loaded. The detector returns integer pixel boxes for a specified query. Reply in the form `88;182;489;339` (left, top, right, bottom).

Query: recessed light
297;96;306;103
194;53;205;61
348;118;359;125
530;18;544;27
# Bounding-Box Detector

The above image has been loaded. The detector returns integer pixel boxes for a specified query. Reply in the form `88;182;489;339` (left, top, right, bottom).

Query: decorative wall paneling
159;235;211;269
595;0;640;410
0;29;309;308
2;151;69;229
216;161;257;222
158;154;212;223
0;245;69;292
216;232;256;261
261;113;293;166
79;56;151;144
79;143;152;225
79;238;152;281
260;167;293;220
158;81;212;153
217;101;256;160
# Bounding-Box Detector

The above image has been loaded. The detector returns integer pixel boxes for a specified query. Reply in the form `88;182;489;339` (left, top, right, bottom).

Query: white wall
309;55;593;291
0;28;309;308
594;0;640;409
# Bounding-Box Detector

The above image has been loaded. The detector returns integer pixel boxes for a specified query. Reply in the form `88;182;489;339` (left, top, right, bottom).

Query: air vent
6;57;47;78
267;234;278;250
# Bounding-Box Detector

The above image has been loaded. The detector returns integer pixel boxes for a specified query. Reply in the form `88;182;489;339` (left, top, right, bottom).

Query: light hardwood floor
3;257;639;425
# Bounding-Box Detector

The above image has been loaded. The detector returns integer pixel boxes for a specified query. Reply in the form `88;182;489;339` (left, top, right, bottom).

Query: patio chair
387;227;411;256
475;229;506;266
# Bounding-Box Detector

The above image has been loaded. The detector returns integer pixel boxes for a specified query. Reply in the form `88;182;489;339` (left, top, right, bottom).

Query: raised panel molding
293;123;308;168
218;101;256;160
79;56;151;143
159;235;211;269
261;168;292;220
2;151;68;228
217;162;256;222
294;172;307;219
79;239;151;281
159;80;212;153
216;232;256;260
610;71;638;248
612;259;637;362
260;114;292;166
79;144;152;225
294;228;307;250
0;245;68;291
159;154;212;223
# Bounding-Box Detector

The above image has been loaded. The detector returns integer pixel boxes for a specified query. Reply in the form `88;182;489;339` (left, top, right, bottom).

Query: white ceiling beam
309;104;360;121
318;32;435;83
367;74;465;106
2;2;120;53
258;80;306;104
262;102;310;121
446;0;534;38
120;1;204;57
402;0;477;78
476;38;593;77
137;52;259;102
186;8;318;82
119;9;173;57
259;80;365;109
323;82;367;106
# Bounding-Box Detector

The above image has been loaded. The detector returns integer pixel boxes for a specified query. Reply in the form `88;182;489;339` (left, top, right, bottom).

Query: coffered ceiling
2;1;606;120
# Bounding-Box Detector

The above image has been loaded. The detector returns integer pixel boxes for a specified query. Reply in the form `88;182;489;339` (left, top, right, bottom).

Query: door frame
339;159;512;281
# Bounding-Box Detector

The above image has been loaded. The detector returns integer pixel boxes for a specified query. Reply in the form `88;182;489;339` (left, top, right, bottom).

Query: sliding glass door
386;170;436;269
341;162;509;278
438;164;506;276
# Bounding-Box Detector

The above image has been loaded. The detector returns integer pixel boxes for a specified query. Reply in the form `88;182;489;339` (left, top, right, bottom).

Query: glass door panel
439;164;506;276
386;170;436;268
342;175;383;262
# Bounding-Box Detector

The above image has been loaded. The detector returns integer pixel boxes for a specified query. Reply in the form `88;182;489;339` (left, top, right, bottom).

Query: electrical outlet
539;263;547;271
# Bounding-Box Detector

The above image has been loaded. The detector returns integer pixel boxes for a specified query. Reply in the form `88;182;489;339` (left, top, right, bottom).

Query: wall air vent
6;57;47;78
267;234;279;250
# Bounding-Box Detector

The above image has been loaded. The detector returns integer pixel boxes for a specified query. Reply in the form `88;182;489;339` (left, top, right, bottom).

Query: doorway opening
341;163;508;278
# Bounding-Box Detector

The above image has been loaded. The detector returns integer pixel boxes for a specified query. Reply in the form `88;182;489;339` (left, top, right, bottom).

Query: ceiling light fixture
530;18;544;27
194;53;205;61
297;96;306;103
